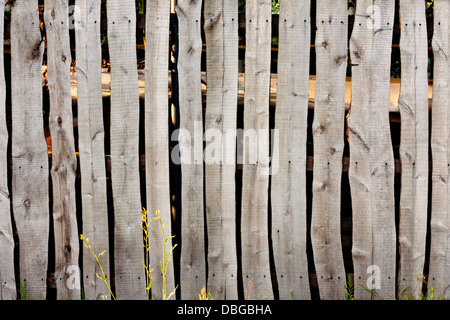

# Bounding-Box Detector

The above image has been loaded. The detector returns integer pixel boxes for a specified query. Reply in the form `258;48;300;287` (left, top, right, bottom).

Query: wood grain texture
428;0;450;295
145;0;175;300
271;0;311;300
204;0;239;300
0;0;15;300
44;0;80;300
10;0;50;300
397;0;429;298
310;0;347;300
107;0;146;300
75;0;111;300
241;0;273;300
176;0;206;300
349;1;396;300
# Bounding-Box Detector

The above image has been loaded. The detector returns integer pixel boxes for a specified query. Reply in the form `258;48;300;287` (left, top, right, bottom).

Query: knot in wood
23;199;31;208
26;151;34;163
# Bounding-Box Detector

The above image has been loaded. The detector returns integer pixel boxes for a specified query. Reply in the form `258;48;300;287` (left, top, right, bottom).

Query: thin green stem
80;234;115;300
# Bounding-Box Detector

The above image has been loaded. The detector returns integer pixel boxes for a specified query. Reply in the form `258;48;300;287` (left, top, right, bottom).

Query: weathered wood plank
145;0;175;300
107;0;146;300
0;0;15;301
349;1;396;300
428;0;450;295
241;0;273;300
44;0;80;300
176;0;206;300
75;0;111;300
271;0;311;300
310;0;347;300
11;0;49;300
204;0;239;300
397;0;429;298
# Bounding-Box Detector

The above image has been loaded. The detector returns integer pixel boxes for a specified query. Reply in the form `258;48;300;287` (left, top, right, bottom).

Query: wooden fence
0;0;448;300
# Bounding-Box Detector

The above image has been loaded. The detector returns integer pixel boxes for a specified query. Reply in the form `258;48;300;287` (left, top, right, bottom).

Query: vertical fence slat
44;0;80;300
241;0;273;300
75;0;111;300
176;0;206;299
397;0;429;298
429;0;450;295
271;0;311;300
310;0;348;300
107;0;146;300
204;0;239;300
349;1;396;300
0;0;15;300
11;0;49;300
145;0;175;300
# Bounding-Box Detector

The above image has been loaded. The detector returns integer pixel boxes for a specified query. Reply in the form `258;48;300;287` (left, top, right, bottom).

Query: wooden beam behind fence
349;1;397;300
204;0;239;300
102;154;402;174
107;0;147;300
10;0;50;300
75;0;111;300
271;0;311;300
